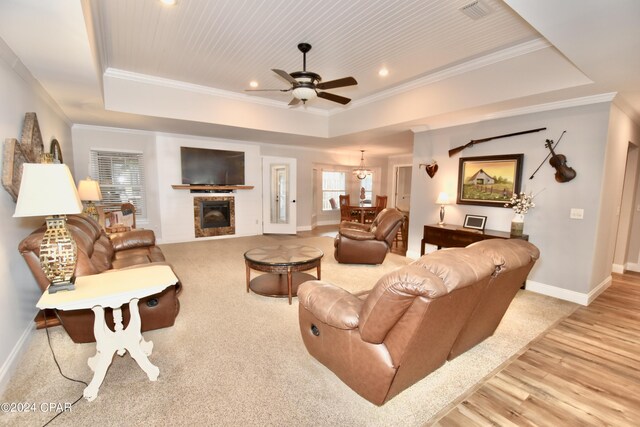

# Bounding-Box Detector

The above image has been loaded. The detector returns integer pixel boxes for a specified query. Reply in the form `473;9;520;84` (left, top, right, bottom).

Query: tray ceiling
91;0;539;106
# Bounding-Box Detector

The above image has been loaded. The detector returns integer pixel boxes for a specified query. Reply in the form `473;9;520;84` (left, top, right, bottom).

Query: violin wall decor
529;131;576;183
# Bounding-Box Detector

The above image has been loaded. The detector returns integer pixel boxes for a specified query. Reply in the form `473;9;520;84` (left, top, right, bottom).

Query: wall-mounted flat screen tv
180;147;245;185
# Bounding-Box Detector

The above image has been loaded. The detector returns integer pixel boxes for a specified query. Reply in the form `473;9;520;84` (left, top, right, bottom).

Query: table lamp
77;177;103;222
436;192;450;225
14;164;83;293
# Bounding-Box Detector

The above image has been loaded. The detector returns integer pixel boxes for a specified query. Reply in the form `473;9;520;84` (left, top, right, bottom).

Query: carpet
0;234;577;426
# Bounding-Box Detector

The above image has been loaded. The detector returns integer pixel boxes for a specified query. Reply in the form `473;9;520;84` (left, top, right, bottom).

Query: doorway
393;165;412;211
613;143;639;272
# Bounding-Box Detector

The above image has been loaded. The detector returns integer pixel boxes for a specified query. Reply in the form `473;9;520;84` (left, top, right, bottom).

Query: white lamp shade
13;164;83;217
292;86;317;100
436;192;450;205
77;178;103;202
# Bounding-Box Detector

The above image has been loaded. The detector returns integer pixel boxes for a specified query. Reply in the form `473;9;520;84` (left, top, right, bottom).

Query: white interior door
394;165;412;211
262;156;297;234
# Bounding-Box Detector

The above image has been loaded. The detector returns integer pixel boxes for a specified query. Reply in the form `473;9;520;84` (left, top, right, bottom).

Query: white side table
37;265;179;401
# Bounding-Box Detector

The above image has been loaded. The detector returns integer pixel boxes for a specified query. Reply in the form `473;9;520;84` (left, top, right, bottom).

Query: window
90;150;146;219
322;171;346;211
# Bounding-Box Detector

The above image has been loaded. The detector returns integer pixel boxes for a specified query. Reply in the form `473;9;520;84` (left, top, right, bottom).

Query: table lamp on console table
436;192;450;226
77;177;103;222
13;163;83;293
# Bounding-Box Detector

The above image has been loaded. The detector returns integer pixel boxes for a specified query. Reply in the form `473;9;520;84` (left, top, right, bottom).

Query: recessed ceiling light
378;68;389;77
160;0;177;6
249;81;259;88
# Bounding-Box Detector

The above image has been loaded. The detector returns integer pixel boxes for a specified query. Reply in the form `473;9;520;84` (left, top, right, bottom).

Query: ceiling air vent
459;0;493;20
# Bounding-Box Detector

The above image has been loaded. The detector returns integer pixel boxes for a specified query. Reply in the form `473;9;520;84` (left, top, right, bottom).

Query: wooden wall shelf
172;184;254;191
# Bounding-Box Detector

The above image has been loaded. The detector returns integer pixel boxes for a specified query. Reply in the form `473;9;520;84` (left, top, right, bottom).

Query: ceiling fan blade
272;69;298;85
316;76;357;90
317;91;351;105
244;88;291;92
288;97;301;106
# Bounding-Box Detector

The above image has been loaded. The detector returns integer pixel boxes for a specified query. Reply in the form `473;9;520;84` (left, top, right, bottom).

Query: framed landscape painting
457;154;523;207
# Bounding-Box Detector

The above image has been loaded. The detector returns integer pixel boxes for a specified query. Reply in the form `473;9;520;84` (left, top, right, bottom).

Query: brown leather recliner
298;239;539;405
448;239;540;359
19;214;182;343
334;208;404;264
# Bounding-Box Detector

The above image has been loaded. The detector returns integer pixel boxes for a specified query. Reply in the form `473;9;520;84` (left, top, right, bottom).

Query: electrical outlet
570;208;584;219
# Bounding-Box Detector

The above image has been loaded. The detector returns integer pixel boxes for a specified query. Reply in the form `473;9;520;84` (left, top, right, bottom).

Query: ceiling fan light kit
245;43;357;106
292;83;317;101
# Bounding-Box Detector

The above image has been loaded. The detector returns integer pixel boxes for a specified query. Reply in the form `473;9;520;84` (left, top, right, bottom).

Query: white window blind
322;171;346;211
90;150;146;219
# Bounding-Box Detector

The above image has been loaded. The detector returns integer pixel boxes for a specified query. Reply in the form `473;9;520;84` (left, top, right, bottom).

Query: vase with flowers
505;192;535;236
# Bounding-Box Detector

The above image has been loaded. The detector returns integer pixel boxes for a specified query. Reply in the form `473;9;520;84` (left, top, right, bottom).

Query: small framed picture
463;214;487;231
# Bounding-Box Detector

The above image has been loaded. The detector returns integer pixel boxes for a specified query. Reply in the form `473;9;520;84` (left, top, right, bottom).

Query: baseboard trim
587;275;612;305
612;264;625;274
296;225;312;232
525;276;611;306
316;220;340;226
625;262;640;273
0;322;35;396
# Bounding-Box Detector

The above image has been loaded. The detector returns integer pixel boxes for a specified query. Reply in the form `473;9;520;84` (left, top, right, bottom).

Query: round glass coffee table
244;244;324;304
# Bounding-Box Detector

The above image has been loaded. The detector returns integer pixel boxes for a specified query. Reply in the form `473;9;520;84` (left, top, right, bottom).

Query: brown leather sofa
19;214;181;343
334;208;405;264
298;239;539;405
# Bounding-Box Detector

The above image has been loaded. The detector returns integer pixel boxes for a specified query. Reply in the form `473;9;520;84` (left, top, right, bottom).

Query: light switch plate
570;208;584;219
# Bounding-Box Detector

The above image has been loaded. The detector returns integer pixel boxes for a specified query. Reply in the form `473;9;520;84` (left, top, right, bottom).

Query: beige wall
0;40;73;393
409;102;613;304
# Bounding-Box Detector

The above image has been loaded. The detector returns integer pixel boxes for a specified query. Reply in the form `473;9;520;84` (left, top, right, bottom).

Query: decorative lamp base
40;215;78;292
48;281;76;294
83;201;99;223
438;205;445;225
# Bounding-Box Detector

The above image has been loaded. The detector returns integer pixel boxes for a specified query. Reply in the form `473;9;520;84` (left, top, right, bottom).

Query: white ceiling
0;0;638;157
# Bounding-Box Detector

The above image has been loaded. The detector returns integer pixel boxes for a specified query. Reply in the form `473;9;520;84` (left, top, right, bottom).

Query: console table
37;265;178;401
421;224;528;255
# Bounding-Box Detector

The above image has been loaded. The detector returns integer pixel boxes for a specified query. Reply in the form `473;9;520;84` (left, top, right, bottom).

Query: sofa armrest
339;228;375;241
298;280;363;330
110;229;156;251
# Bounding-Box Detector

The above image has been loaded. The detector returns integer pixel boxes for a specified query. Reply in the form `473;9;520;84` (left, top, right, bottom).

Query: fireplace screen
201;200;230;229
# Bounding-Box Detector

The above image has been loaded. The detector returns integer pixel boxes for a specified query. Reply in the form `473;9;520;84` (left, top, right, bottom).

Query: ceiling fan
245;43;357;106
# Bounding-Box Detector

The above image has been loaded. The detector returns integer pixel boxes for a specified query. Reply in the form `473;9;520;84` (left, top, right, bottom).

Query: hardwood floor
431;272;640;426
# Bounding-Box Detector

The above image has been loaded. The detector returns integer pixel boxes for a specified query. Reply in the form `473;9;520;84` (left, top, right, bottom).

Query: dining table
348;205;377;223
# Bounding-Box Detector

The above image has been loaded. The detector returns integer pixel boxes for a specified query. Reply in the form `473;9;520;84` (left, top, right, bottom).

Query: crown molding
104;68;330;117
413;92;617;133
329;38;552;115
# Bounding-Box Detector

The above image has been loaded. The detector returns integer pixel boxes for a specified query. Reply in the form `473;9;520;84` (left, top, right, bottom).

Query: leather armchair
334;208;404;264
299;239;539;405
19;214;181;343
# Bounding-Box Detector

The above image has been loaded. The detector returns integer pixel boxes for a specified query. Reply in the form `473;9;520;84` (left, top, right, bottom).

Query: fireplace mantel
172;184;254;191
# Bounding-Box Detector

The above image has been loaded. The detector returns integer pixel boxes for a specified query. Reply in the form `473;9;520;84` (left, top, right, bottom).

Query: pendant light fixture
353;150;371;180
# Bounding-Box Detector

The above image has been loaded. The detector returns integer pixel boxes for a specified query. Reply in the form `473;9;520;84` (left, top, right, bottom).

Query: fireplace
201;201;230;228
194;197;235;237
